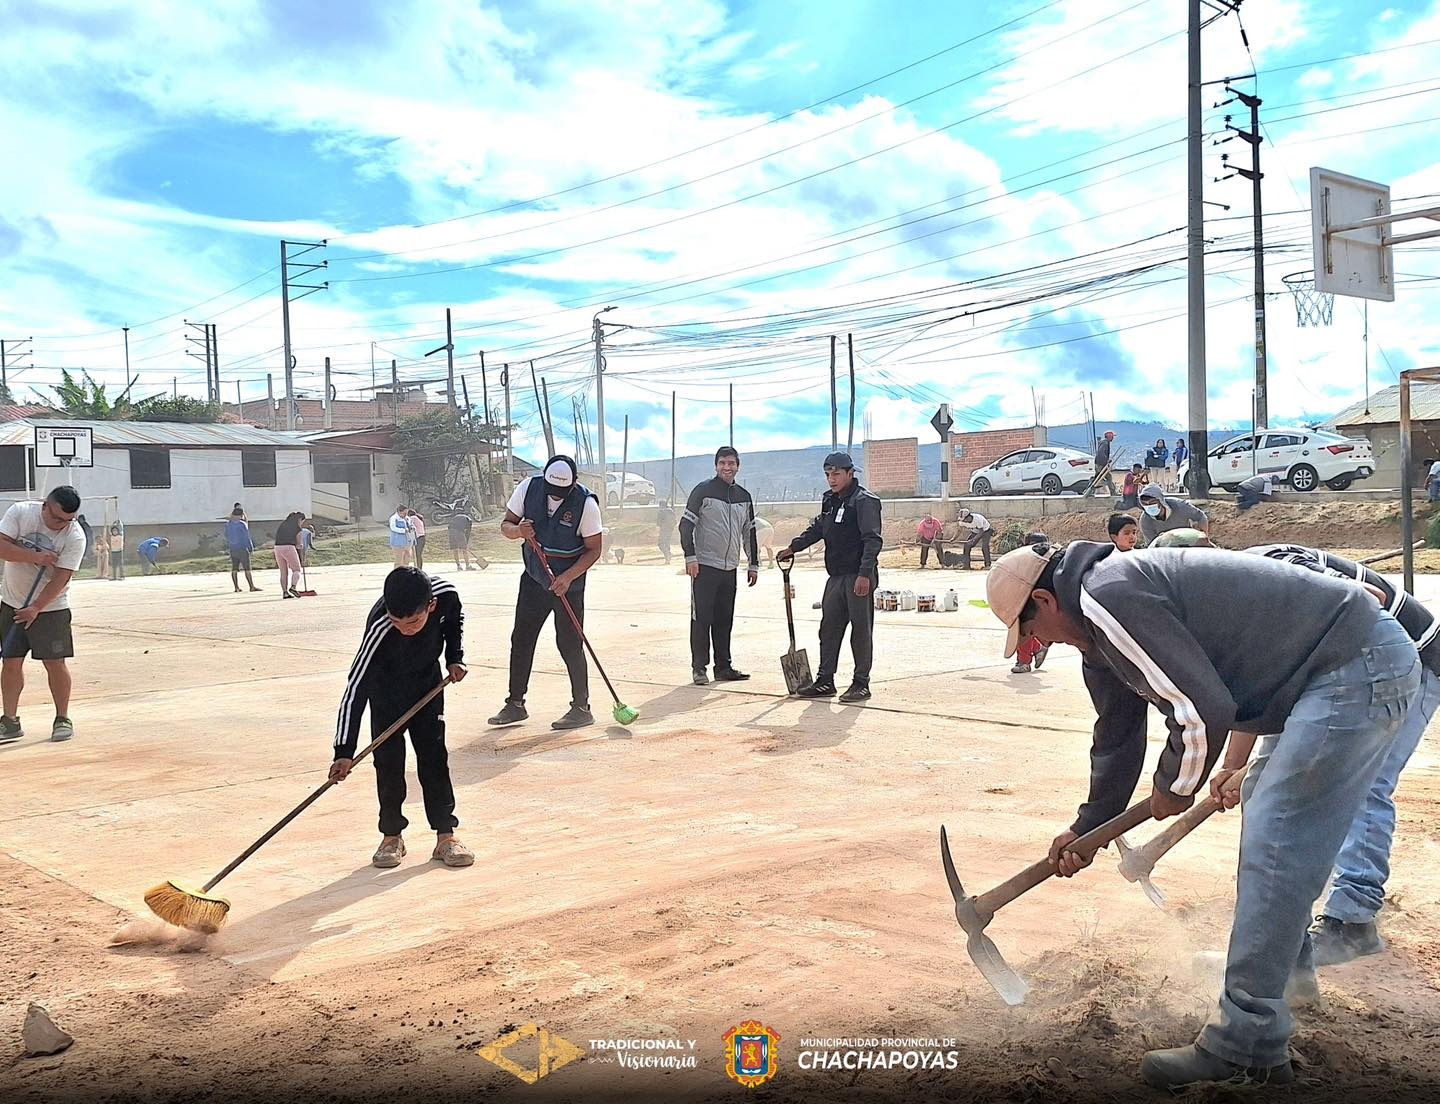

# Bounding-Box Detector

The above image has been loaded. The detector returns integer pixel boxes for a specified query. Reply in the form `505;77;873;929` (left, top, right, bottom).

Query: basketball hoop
1282;271;1334;328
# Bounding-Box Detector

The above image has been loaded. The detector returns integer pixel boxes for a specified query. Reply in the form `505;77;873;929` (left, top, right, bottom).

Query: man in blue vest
488;456;604;731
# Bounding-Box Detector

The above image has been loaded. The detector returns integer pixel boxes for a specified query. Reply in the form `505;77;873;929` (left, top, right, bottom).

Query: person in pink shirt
916;512;944;568
408;510;427;570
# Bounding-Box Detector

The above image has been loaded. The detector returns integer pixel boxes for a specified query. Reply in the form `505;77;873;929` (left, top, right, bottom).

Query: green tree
393;407;482;506
132;395;221;422
49;369;132;419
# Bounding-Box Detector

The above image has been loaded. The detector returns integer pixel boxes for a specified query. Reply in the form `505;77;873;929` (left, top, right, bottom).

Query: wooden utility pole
846;332;856;451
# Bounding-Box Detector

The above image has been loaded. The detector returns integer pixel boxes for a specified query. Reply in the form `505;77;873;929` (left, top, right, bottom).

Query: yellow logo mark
477;1022;584;1085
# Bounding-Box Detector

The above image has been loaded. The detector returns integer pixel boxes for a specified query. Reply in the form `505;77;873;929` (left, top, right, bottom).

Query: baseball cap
985;544;1059;658
823;451;855;470
1103;430;1115;439
543;457;576;494
1139;483;1165;500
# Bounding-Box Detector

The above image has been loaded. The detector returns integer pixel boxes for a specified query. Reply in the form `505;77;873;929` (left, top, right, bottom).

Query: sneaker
796;680;837;697
432;837;474;868
1011;663;1032;674
50;716;74;742
692;668;709;686
282;591;294;599
1140;1044;1293;1089
372;836;406;869
1310;914;1385;966
552;705;594;731
714;667;751;682
286;588;300;599
838;683;871;703
0;715;22;743
487;700;529;727
1032;646;1050;670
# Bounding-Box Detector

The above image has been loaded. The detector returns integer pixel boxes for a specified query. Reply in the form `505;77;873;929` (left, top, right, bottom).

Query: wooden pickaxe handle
975;797;1154;917
1123;764;1250;876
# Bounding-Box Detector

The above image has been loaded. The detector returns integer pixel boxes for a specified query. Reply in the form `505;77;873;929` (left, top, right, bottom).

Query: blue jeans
1197;614;1419;1068
1322;666;1440;922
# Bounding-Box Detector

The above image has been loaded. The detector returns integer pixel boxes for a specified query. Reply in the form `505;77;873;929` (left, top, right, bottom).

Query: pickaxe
1114;765;1249;909
940;797;1154;1007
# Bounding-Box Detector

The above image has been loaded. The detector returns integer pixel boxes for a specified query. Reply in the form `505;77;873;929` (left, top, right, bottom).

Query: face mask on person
1144;504;1163;517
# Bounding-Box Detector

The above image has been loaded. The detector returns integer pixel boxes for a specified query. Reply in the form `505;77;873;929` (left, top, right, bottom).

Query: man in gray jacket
983;541;1419;1090
1137;484;1209;544
679;446;759;686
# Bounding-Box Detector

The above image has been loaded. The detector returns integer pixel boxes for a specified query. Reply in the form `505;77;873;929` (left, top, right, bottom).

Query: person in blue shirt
1172;438;1189;492
224;507;260;593
137;536;168;575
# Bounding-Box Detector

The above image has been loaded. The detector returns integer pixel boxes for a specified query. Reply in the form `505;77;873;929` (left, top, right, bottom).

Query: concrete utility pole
266;374;276;429
280;238;328;431
846;333;856;451
1186;0;1210;498
502;364;513;475
829;335;838;451
323;357;333;430
391;359;399;423
593;306;616;473
670;390;677;504
1220;85;1269;429
729;383;734;447
445;309;456;407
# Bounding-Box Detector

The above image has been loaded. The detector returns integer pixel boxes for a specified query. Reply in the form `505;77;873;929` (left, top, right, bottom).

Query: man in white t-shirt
0;486;86;743
488;456;604;731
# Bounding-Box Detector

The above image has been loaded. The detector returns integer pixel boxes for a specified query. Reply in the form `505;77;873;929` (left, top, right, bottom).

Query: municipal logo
477;1022;584;1085
723;1020;781;1088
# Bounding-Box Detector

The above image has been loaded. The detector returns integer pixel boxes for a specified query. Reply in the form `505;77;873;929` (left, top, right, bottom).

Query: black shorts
0;603;75;660
229;549;252;570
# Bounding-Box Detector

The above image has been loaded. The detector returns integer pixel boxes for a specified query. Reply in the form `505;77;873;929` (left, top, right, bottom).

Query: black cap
823;451;855;470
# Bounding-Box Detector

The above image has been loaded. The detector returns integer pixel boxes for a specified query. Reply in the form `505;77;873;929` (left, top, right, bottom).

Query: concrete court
3;556;1439;1083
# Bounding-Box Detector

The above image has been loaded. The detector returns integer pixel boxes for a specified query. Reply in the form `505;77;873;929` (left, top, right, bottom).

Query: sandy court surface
3;558;1439;1102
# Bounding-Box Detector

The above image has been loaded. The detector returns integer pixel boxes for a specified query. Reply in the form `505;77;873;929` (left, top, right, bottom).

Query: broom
526;536;638;725
144;676;453;933
294;561;318;598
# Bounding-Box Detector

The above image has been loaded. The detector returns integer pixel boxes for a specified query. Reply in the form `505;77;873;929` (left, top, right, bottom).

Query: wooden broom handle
200;676;453;893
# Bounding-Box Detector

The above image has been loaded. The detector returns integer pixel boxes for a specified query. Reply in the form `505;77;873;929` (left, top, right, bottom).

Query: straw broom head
143;880;231;934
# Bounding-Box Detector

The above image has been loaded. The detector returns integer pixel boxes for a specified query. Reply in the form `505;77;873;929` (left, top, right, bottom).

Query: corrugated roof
0;418;314;448
1329;384;1440;427
0;404;60;422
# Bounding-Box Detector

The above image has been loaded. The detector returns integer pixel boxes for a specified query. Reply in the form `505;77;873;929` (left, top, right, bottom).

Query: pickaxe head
940;826;1029;1006
1114;834;1167;910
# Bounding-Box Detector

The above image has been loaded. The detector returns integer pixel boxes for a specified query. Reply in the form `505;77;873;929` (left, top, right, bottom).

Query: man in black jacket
982;541;1419;1090
1087;430;1117;497
776;452;883;703
328;567;472;870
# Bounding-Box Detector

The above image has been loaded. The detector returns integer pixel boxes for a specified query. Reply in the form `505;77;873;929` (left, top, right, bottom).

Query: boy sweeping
328;567;474;869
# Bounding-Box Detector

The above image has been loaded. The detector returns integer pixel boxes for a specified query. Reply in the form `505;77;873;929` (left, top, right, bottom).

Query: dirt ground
3;549;1440;1103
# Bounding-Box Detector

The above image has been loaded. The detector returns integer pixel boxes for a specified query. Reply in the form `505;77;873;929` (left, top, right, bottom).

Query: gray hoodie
1054;541;1387;805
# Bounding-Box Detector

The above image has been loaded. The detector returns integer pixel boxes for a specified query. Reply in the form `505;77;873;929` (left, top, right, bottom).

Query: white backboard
34;425;94;468
1311;167;1393;302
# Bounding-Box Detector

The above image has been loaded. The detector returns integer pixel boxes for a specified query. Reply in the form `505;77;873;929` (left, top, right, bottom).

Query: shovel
779;563;812;694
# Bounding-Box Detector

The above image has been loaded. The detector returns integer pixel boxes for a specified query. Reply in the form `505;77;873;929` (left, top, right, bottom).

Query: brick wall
863;436;919;494
948;427;1041;491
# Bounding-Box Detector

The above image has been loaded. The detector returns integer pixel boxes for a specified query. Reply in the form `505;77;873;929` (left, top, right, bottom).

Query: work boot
487;700;528;727
692;668;709;686
714;667;750;682
372;836;406;869
1286;966;1322;1008
50;716;75;742
838;683;871;703
1139;1044;1294;1089
1011;662;1032;674
1310;915;1385;966
796;680;836;698
552;705;593;731
0;715;22;743
1032;645;1050;670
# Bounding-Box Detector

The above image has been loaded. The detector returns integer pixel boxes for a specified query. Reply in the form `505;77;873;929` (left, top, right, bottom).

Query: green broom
144;677;453;933
527;537;638;725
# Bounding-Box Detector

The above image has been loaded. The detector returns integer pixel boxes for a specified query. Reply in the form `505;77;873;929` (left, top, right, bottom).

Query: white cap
544;459;575;487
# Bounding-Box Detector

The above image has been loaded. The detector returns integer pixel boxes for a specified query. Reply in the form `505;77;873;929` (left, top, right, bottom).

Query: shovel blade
968;931;1030;1006
780;647;812;695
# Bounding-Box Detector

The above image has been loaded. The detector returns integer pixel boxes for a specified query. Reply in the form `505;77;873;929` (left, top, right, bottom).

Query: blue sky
2;0;1438;463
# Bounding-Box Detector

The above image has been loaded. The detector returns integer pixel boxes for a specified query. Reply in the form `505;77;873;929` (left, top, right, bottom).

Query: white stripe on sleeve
1080;585;1210;795
335;617;392;747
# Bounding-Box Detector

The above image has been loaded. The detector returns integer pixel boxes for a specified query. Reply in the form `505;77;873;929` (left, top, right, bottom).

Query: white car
968;446;1095;496
1181;427;1375;492
605;471;656;506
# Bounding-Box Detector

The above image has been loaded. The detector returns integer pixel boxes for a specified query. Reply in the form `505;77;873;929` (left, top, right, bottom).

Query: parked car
605;472;656;506
1177;427;1375;492
968;446;1095;496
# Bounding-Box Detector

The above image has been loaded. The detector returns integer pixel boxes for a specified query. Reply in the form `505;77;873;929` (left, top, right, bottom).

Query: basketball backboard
1311;167;1393;302
34;425;94;467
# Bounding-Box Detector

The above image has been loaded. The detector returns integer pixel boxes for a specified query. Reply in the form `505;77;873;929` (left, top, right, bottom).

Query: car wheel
1325;475;1354;491
1289;464;1319;492
1040;474;1063;496
607;492;619;506
972;478;992;496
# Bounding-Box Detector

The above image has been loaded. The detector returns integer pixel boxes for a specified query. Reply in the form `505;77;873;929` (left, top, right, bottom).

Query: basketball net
1282;271;1335;327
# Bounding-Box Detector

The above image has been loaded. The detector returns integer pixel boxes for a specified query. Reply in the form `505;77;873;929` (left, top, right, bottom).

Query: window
0;446;27;492
242;448;277;488
1263;433;1302;448
1220;437;1254;455
129;447;171;489
997;451;1028;467
1029;450;1055;462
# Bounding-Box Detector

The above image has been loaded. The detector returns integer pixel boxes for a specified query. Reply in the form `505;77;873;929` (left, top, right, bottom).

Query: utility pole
266;373;275;428
593;307;616;474
529;360;554;456
185;319;214;399
210;324;220;403
846;332;856;451
1186;0;1210;498
460;375;485;503
1218;84;1268;429
235;380;242;413
478;352;490;457
620;414;630;509
729;383;734;447
829;335;838;451
122;327;131;384
502;364;513;476
1;337;33;403
541;377;557;458
445;309;455;407
323;357;333;430
391;359;399;423
280;238;328;431
670;390;677;505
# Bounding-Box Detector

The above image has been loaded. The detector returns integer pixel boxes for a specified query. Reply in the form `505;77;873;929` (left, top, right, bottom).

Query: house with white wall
0;418;314;554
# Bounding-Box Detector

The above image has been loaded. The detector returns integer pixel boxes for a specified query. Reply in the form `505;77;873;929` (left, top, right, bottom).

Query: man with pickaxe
982;540;1419;1090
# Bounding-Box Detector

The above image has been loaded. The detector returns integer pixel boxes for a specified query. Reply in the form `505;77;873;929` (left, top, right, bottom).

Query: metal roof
0;418;313;448
1329;384;1440;427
